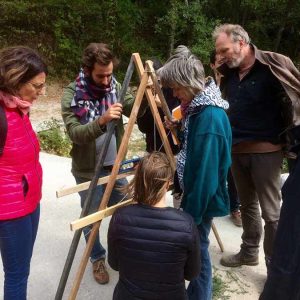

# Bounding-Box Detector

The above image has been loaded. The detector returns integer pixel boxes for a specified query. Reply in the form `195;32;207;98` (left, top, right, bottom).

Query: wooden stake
211;221;225;252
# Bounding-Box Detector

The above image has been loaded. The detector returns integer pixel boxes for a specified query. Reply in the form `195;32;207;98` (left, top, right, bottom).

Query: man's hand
98;103;123;126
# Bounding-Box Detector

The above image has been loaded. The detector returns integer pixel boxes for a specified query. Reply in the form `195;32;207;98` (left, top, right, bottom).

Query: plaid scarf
177;78;229;190
71;69;118;124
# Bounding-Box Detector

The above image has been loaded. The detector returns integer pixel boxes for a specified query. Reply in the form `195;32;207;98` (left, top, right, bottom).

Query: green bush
37;118;71;157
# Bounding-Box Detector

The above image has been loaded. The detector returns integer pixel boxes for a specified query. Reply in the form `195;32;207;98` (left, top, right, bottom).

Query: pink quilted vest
0;106;43;220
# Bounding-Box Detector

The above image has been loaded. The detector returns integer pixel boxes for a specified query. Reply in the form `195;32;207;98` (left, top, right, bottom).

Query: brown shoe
231;210;242;227
92;259;109;284
220;251;259;267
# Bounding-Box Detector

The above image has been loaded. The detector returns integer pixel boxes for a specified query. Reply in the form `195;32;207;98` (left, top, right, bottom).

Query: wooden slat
56;171;134;198
70;199;134;231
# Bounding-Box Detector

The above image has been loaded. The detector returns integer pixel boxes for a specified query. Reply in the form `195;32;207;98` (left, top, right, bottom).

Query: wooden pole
211;221;225;252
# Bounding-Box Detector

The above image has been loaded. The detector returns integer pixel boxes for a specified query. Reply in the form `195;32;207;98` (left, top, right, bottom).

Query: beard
227;46;244;68
227;56;243;68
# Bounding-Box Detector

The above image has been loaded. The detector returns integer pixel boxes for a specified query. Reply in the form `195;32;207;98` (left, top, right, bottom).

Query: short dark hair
0;46;47;95
124;152;173;206
82;43;119;72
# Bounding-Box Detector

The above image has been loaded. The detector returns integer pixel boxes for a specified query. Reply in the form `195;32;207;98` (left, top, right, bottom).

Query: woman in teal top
158;45;232;300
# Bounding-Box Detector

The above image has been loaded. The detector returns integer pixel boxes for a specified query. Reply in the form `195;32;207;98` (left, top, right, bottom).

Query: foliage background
1;0;299;78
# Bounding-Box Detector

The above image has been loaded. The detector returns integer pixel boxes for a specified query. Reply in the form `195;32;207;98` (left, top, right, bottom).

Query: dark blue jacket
108;204;200;300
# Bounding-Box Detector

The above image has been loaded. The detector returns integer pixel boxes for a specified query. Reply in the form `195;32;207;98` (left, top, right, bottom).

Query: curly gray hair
157;45;205;96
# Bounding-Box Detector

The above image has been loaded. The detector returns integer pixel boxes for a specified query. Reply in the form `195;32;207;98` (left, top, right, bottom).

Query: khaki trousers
231;151;283;259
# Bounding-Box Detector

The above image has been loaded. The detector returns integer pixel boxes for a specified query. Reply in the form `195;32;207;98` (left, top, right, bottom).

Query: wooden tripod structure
55;53;224;300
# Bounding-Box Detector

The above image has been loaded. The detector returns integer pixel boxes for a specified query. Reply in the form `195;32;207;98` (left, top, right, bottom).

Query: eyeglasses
28;82;46;92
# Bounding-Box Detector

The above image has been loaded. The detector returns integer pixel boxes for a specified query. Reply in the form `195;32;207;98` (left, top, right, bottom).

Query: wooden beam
56;171;134;198
70;199;134;231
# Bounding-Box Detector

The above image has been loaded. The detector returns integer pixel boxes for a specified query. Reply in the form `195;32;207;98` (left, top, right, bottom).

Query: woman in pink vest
0;46;47;300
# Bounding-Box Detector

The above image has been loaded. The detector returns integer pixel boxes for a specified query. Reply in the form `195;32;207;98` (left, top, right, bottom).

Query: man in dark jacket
210;49;242;227
213;24;300;271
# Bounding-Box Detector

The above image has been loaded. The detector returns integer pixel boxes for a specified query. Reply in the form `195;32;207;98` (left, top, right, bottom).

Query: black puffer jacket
108;204;200;300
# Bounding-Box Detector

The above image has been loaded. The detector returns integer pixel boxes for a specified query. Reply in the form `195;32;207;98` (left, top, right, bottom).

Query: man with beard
61;43;136;285
212;24;300;270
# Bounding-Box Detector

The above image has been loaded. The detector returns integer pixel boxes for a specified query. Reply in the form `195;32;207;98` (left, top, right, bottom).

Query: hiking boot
220;251;259;267
230;210;242;227
92;259;109;284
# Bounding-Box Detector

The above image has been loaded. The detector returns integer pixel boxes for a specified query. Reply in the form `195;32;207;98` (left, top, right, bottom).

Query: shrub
37;118;71;157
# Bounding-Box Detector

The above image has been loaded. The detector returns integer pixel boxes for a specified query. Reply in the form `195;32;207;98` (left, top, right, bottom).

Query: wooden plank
56;171;134;198
70;199;134;231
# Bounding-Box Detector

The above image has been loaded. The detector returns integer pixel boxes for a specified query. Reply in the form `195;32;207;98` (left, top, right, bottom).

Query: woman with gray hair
158;45;232;300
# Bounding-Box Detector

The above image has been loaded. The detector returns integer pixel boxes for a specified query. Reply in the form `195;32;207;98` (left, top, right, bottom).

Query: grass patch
213;271;230;299
212;267;249;299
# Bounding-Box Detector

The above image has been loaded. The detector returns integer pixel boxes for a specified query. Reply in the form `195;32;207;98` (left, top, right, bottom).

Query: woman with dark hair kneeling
0;46;47;299
108;152;200;300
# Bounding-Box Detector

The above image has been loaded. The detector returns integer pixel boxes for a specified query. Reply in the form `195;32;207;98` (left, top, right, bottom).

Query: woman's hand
164;116;180;130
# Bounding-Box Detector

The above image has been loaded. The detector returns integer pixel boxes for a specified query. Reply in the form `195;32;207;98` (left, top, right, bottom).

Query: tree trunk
274;0;295;51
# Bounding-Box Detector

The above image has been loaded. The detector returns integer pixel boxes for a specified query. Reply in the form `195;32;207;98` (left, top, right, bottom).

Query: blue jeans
75;171;128;262
0;205;40;300
187;218;213;300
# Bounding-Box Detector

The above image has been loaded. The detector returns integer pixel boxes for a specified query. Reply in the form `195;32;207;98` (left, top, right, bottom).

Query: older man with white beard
213;24;300;270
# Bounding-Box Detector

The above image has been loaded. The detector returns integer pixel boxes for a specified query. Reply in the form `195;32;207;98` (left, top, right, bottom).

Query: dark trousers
231;151;283;259
0;205;40;300
227;168;240;212
260;157;300;300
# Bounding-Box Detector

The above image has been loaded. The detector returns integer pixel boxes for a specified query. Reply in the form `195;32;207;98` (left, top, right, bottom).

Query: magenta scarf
180;101;191;119
0;90;31;114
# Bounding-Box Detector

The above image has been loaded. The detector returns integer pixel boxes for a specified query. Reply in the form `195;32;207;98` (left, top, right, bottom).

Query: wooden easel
56;53;224;300
55;54;177;300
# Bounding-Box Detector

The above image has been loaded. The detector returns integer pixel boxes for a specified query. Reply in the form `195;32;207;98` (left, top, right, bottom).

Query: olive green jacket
61;81;135;179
